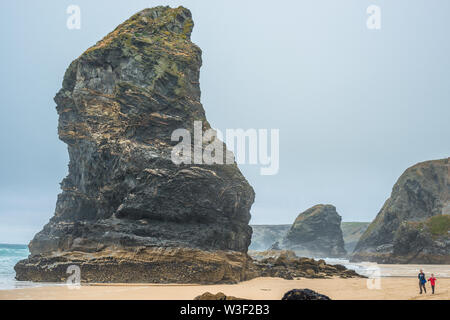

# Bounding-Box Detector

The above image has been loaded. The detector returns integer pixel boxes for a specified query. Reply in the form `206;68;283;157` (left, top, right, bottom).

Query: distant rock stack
15;6;255;284
282;205;347;258
352;158;450;264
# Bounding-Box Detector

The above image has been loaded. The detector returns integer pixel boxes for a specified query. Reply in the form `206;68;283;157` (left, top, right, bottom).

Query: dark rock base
282;289;331;300
15;247;251;284
194;292;248;300
248;250;364;280
15;248;365;284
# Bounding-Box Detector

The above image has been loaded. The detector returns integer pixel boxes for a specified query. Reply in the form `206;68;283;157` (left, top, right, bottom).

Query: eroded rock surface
15;6;254;283
247;250;363;280
352;159;450;264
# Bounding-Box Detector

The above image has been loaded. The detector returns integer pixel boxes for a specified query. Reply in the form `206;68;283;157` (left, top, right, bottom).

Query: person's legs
432;285;435;294
419;283;427;293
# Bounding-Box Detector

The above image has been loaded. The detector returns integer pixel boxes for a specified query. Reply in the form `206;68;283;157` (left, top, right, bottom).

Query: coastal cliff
15;6;255;283
352;158;450;263
341;222;370;253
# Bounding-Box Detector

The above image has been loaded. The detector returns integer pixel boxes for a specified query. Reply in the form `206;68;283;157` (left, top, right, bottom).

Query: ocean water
324;258;371;276
0;244;70;290
0;243;35;290
324;258;450;278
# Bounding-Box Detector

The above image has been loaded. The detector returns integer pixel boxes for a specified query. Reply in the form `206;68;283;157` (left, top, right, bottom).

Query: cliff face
15;6;255;283
352;158;450;263
283;205;347;258
341;222;370;253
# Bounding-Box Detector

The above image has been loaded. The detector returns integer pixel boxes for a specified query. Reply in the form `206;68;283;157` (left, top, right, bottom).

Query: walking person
428;274;437;294
418;269;427;294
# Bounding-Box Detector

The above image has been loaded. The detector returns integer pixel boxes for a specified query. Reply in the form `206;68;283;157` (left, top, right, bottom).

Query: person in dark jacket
418;269;427;294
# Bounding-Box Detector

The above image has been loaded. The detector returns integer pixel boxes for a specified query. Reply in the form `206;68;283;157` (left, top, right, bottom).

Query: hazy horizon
1;0;449;244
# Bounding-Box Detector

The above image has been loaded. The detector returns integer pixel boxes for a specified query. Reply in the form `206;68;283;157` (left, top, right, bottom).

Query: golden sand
1;277;448;300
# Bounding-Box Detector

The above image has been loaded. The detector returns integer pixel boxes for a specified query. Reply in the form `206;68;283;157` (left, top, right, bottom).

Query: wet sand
1;277;449;300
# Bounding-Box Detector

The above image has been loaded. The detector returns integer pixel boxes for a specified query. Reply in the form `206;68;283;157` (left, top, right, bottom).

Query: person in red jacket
428;274;437;294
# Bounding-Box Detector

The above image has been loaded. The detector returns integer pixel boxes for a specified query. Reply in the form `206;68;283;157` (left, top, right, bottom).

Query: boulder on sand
281;289;331;300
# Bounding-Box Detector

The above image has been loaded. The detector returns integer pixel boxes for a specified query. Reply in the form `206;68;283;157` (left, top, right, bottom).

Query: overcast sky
1;0;449;244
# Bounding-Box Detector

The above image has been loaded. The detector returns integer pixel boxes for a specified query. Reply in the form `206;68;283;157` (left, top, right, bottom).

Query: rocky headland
15;6;255;284
352;159;450;264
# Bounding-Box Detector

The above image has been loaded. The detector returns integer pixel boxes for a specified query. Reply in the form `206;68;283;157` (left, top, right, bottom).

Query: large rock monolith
15;6;255;284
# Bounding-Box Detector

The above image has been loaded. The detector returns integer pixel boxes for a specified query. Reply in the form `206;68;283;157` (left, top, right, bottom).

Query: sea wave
0;244;33;290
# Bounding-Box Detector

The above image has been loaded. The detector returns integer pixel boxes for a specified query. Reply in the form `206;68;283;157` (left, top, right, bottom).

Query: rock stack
15;6;255;284
283;205;347;258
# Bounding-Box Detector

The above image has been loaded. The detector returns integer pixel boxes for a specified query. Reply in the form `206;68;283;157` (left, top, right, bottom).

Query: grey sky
1;0;449;244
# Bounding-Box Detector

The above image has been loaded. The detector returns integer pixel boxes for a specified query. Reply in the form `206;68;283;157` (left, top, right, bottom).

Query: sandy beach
0;277;448;300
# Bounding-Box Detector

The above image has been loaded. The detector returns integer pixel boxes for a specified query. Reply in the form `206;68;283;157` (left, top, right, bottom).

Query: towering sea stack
352;159;450;264
15;6;255;283
283;205;347;258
